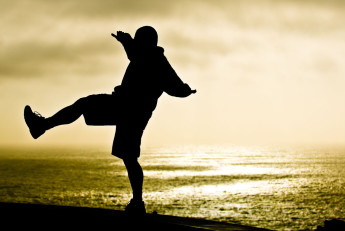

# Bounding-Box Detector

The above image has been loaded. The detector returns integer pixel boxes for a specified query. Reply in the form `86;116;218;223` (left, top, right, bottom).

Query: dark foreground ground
0;202;270;231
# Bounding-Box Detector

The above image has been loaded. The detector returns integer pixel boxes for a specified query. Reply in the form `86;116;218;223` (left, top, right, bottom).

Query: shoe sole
24;105;43;139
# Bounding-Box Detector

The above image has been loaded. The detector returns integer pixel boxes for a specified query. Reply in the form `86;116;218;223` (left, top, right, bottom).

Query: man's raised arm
161;56;196;98
111;31;134;60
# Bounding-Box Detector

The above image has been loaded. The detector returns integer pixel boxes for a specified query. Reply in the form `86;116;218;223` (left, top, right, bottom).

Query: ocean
0;145;344;230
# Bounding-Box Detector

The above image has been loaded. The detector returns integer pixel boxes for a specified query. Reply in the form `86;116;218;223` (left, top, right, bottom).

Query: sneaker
125;199;146;216
24;105;46;139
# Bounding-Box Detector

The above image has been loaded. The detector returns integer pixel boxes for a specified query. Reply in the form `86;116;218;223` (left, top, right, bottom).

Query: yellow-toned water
0;145;344;230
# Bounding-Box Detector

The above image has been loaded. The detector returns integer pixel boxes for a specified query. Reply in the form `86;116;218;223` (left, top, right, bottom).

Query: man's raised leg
24;97;88;139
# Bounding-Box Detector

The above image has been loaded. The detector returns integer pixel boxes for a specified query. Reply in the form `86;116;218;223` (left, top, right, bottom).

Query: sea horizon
1;144;344;230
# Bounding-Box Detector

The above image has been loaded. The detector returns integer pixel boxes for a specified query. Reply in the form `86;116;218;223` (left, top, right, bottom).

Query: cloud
0;0;177;79
0;38;124;79
60;0;176;18
3;0;344;80
1;0;177;22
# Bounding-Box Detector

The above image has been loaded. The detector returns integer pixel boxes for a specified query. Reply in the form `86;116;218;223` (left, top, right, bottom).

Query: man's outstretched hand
184;84;197;96
111;31;132;43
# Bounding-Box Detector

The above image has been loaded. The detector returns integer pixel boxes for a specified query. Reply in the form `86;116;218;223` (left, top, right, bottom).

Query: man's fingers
191;90;197;94
111;33;117;38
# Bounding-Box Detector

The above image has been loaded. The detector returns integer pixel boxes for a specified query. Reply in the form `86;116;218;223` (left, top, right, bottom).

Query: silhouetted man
24;26;196;215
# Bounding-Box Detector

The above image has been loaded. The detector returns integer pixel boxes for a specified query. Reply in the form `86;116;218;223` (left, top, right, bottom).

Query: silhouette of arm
111;31;135;60
161;57;195;97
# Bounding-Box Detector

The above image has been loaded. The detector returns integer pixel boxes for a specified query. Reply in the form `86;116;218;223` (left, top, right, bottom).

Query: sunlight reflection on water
1;145;345;230
143;166;282;178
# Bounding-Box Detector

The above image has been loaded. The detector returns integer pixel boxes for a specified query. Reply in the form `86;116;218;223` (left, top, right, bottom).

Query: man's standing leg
123;157;146;215
112;123;147;215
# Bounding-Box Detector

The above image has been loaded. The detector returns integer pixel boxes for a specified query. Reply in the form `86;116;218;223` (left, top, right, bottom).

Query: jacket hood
156;46;164;54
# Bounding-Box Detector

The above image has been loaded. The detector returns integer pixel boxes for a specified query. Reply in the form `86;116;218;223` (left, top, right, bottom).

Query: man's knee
123;156;139;166
73;96;92;112
74;96;88;107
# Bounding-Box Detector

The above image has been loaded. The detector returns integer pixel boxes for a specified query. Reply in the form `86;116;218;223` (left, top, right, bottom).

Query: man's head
134;26;158;48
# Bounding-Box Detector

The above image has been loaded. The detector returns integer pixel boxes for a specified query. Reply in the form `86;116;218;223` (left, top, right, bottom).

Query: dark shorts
111;122;144;160
81;94;151;159
82;94;118;126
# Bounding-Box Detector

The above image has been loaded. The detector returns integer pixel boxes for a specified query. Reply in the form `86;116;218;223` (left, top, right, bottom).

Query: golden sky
1;0;345;148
